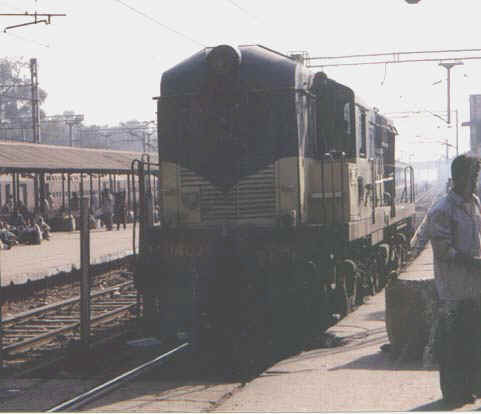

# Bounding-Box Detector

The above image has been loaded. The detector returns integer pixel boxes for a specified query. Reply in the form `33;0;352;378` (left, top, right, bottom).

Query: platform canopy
0;141;158;174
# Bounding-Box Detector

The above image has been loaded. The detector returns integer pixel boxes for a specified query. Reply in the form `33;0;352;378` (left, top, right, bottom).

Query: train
133;44;416;377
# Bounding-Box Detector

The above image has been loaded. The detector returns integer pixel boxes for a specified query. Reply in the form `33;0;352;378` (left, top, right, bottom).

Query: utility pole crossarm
439;61;463;124
1;12;66;32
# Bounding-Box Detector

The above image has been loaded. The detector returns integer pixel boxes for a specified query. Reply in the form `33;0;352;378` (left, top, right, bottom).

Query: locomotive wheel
339;260;358;314
333;269;348;319
368;273;377;296
377;244;390;290
333;283;348;318
373;258;383;293
365;261;378;296
390;233;407;271
355;277;364;306
397;233;408;266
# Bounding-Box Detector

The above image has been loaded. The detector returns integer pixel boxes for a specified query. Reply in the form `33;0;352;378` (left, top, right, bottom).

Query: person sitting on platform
0;220;18;249
17;217;41;245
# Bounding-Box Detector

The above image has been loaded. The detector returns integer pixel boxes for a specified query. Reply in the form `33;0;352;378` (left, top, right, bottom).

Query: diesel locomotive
134;44;416;372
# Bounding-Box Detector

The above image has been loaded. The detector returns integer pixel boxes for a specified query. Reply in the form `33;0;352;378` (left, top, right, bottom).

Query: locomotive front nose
206;45;241;75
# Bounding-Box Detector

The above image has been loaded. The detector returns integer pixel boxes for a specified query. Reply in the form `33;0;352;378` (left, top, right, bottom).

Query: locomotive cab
307;75;415;243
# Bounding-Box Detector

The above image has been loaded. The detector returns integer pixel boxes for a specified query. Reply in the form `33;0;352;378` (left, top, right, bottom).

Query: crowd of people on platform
0;188;131;249
0;197;51;249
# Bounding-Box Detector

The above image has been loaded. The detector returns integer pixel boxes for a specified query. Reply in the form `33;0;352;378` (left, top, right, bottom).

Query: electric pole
64;114;84;147
30;58;40;144
439;62;463;124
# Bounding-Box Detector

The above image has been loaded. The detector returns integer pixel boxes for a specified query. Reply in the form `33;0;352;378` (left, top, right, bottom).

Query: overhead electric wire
112;0;206;47
308;48;481;61
4;31;50;48
224;0;260;23
308;55;481;68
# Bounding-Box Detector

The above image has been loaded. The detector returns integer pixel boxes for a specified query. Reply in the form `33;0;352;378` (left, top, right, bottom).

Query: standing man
113;191;127;230
427;154;481;406
101;189;114;231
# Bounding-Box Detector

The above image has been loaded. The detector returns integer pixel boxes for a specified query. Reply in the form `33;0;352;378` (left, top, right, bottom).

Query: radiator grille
180;165;276;221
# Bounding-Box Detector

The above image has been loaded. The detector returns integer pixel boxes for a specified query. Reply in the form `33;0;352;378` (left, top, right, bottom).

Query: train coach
134;44;416;374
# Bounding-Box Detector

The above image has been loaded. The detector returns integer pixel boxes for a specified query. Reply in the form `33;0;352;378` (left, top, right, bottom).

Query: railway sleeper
92;300;136;306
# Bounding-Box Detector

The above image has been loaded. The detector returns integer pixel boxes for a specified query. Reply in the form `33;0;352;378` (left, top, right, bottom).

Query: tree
0;58;48;141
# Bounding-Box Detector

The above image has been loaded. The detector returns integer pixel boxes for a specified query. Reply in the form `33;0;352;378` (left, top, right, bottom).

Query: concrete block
385;278;437;361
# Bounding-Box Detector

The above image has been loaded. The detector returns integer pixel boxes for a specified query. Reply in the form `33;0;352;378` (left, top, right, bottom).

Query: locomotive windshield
158;89;297;190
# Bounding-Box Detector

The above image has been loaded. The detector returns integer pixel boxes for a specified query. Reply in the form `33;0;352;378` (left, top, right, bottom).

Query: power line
4;31;51;48
112;0;206;47
308;48;481;61
308;55;481;68
307;47;481;68
224;0;260;23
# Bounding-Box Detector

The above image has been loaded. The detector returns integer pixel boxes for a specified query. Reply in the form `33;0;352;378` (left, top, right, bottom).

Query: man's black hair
451;154;480;183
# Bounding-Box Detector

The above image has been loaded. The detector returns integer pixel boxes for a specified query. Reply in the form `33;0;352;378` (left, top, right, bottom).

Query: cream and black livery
135;45;415;365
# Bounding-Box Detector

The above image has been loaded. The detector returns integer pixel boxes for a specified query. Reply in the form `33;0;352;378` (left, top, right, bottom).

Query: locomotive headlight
206;45;241;75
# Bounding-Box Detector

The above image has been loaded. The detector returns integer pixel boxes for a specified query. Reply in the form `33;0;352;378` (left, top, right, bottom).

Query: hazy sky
1;0;480;161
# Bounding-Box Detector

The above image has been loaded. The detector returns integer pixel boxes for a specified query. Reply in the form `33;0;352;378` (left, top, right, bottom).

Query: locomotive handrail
130;159;142;261
141;153;152;196
408;165;415;203
371;160;376;223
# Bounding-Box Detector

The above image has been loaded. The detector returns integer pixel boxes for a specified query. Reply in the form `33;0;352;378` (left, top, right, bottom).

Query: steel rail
4;303;136;354
2;281;137;354
47;342;191;412
2;280;133;326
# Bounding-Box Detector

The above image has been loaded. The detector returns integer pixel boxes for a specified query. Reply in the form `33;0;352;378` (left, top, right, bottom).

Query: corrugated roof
0;141;158;174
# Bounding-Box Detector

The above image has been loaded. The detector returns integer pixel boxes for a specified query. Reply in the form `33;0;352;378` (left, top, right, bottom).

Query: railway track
415;185;440;209
2;279;138;357
409;183;442;250
47;342;190;412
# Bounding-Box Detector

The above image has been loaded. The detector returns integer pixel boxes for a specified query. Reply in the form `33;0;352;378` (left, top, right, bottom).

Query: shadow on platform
273;334;388;370
410;399;449;411
328;349;436;372
362;310;385;321
411;398;481;411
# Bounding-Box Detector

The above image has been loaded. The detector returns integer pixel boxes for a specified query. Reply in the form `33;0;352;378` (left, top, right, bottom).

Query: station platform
0;224;136;286
71;244;479;412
